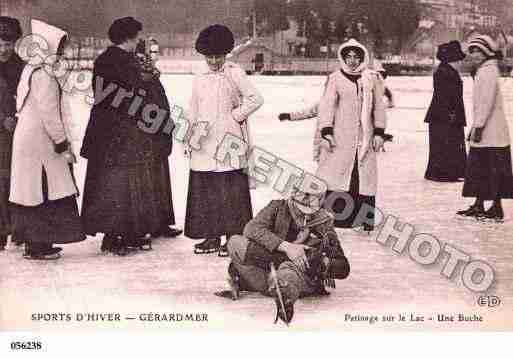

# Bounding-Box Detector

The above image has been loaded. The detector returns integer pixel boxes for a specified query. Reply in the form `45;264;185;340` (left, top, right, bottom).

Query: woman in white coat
317;39;387;231
10;20;84;259
185;24;264;256
457;35;513;222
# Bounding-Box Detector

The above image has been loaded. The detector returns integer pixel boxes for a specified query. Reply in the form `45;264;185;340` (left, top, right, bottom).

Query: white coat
316;40;386;196
187;61;264;172
10;21;77;206
470;59;511;148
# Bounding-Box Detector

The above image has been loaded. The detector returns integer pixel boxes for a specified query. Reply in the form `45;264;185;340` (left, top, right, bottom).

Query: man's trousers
227;235;318;303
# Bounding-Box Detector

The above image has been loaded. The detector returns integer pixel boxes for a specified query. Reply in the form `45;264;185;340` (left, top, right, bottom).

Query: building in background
406;0;503;59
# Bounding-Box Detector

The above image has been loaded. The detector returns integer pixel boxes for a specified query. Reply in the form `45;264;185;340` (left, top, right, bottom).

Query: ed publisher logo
477;295;501;308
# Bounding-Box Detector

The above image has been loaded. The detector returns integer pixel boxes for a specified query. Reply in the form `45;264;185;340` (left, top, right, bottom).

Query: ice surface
1;75;512;330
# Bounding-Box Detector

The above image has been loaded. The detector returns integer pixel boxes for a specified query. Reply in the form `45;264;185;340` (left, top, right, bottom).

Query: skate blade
456;215;483;222
478;217;505;224
218;250;229;257
193;248;219;255
352;227;373;235
23;253;61;260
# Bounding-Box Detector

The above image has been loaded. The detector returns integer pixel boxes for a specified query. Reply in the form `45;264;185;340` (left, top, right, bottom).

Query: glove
63;150;77;164
468;127;483;143
373;136;385;152
278;113;291;122
183;144;192;158
321;134;337;152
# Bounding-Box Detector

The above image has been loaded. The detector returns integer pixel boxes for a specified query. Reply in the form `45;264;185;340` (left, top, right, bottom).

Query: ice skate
193;238;221;254
11;233;24;246
100;234;116;253
127;236;152;251
269;263;294;325
480;206;504;223
23;246;62;260
218;242;229;257
214;262;242;300
456;205;485;220
353;223;374;235
110;238;134;257
151;226;183;239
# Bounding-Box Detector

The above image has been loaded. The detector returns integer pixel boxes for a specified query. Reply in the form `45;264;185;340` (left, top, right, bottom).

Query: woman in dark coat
424;41;467;182
0;17;24;250
136;54;182;239
81;17;178;255
457;35;513;222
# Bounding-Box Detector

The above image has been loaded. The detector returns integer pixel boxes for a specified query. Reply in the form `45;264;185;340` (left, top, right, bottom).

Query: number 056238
10;341;42;350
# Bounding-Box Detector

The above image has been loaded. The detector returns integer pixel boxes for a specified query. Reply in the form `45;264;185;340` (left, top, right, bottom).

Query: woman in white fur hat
457;34;513;222
10;20;84;259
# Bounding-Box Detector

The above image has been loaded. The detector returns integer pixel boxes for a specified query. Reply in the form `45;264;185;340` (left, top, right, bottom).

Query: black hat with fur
195;24;234;56
436;40;466;63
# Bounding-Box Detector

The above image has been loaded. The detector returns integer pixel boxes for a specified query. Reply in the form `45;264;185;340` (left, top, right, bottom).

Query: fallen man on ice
214;187;350;325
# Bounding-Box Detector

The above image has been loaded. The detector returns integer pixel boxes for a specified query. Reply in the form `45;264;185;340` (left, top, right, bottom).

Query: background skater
424;41;467;182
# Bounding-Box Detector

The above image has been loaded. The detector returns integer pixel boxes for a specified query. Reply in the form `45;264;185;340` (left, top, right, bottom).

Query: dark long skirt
151;158;176;228
10;168;84;245
0;131;13;238
425;122;467;182
323;156;375;228
0;170;11;237
462;146;513;200
185;169;253;239
81;157;175;238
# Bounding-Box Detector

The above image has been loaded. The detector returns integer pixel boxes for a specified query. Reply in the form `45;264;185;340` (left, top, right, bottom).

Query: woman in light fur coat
316;39;387;231
10;20;84;260
457;35;513;222
278;62;393;163
185;25;264;256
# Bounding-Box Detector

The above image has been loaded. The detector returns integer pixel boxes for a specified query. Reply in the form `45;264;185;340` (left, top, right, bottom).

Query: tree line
6;0;511;55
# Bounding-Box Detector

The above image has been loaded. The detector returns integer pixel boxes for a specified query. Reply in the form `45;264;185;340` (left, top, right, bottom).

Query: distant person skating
424;41;467;182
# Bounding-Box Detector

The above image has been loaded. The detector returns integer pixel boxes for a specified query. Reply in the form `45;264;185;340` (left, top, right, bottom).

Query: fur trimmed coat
187;61;263;172
469;59;510;148
317;69;386;195
10;65;77;206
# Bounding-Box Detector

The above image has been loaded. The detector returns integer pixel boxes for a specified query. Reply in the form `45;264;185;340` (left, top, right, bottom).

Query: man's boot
214;262;244;300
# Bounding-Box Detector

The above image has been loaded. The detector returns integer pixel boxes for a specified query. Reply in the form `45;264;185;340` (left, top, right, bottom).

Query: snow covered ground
1;75;513;331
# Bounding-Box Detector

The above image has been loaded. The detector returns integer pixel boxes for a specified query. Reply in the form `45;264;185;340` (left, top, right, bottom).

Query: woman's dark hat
108;17;142;45
0;17;22;42
436;41;466;62
195;24;234;56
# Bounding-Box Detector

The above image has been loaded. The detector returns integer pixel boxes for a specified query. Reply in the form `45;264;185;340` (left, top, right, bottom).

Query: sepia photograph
0;0;512;352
